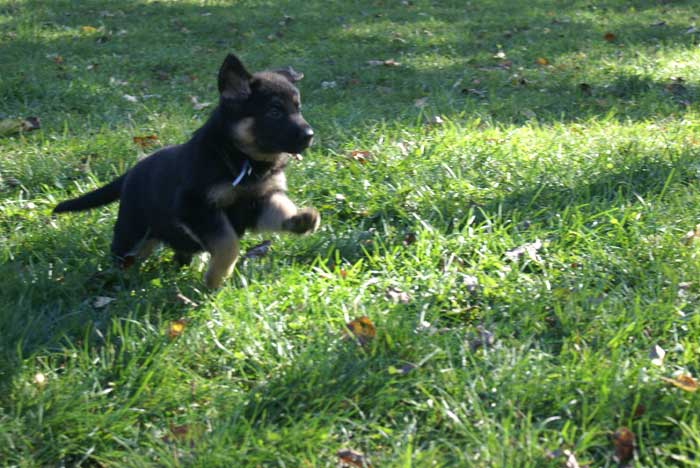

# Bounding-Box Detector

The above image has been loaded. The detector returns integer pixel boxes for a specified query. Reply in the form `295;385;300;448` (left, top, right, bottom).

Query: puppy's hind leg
110;211;151;269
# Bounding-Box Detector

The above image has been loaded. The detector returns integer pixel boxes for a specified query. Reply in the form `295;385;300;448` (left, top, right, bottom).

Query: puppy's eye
267;108;283;119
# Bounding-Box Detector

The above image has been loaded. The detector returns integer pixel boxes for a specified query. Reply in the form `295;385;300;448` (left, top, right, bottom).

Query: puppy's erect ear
218;54;252;98
272;66;304;83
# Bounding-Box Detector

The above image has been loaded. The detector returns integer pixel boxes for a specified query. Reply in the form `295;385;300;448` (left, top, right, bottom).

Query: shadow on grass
0;0;696;127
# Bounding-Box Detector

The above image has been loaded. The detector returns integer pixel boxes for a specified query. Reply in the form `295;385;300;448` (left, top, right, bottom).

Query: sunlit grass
2;0;700;466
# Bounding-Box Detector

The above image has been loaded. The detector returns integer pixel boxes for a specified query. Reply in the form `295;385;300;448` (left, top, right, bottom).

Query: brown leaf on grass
385;286;411;304
0;117;40;137
346;316;376;346
348;150;372;164
47;53;63;64
132;134;159;148
167;424;190;441
603;32;616;42
167;319;186;340
632;403;646;419
682;224;700;245
337;448;371;467
80;25;98;33
535;57;549;66
661;374;699;392
242;240;272;259
611;427;634;464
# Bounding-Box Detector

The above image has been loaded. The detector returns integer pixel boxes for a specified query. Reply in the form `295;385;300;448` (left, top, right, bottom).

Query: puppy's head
217;53;313;162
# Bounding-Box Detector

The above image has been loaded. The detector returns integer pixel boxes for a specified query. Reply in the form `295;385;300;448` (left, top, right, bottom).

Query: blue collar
231;159;252;187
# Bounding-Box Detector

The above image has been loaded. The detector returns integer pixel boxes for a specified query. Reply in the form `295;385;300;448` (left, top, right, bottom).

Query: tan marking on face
232;117;287;162
233;117;255;145
203;218;239;289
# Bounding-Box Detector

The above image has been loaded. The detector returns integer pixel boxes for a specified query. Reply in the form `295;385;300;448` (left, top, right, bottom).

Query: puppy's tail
53;175;125;214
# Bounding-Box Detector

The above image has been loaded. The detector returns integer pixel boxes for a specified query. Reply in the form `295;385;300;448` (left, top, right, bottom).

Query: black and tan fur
53;53;319;289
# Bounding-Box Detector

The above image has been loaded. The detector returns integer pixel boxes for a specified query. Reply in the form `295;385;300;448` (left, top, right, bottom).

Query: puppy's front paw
283;208;320;234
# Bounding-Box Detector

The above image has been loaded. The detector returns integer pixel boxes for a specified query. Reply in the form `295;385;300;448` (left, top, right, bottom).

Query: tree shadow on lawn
0;0;696;129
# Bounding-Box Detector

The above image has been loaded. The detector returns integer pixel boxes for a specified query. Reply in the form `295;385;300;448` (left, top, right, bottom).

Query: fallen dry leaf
348;150;371;164
93;296;115;308
385;286;411;304
80;25;98;33
682;224;700;245
175;292;198;308
414;97;429;108
545;448;583;468
367;59;401;67
242;240;272;259
612;427;634;464
47;53;63;65
426;115;444;126
535;57;549;66
462;88;487;98
661;374;698;392
388;363;415;375
0;117;40;137
467;325;495;351
190;95;212;111
505;239;543;263
603;32;616;42
346;316;376;346
132;134;159;148
167;319;186;340
402;232;417;246
463;274;479;294
337;448;371;467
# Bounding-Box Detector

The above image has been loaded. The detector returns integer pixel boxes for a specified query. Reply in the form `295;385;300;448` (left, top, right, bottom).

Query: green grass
2;0;700;466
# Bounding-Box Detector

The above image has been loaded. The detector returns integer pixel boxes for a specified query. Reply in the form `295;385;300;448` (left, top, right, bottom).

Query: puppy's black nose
300;127;314;146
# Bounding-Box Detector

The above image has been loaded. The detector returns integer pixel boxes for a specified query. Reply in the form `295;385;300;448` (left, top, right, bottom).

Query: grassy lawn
2;0;700;465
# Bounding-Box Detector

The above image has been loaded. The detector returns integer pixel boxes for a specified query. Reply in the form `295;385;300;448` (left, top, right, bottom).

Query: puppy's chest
207;171;287;207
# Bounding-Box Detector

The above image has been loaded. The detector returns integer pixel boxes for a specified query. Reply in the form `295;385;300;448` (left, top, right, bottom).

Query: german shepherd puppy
53;53;319;289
